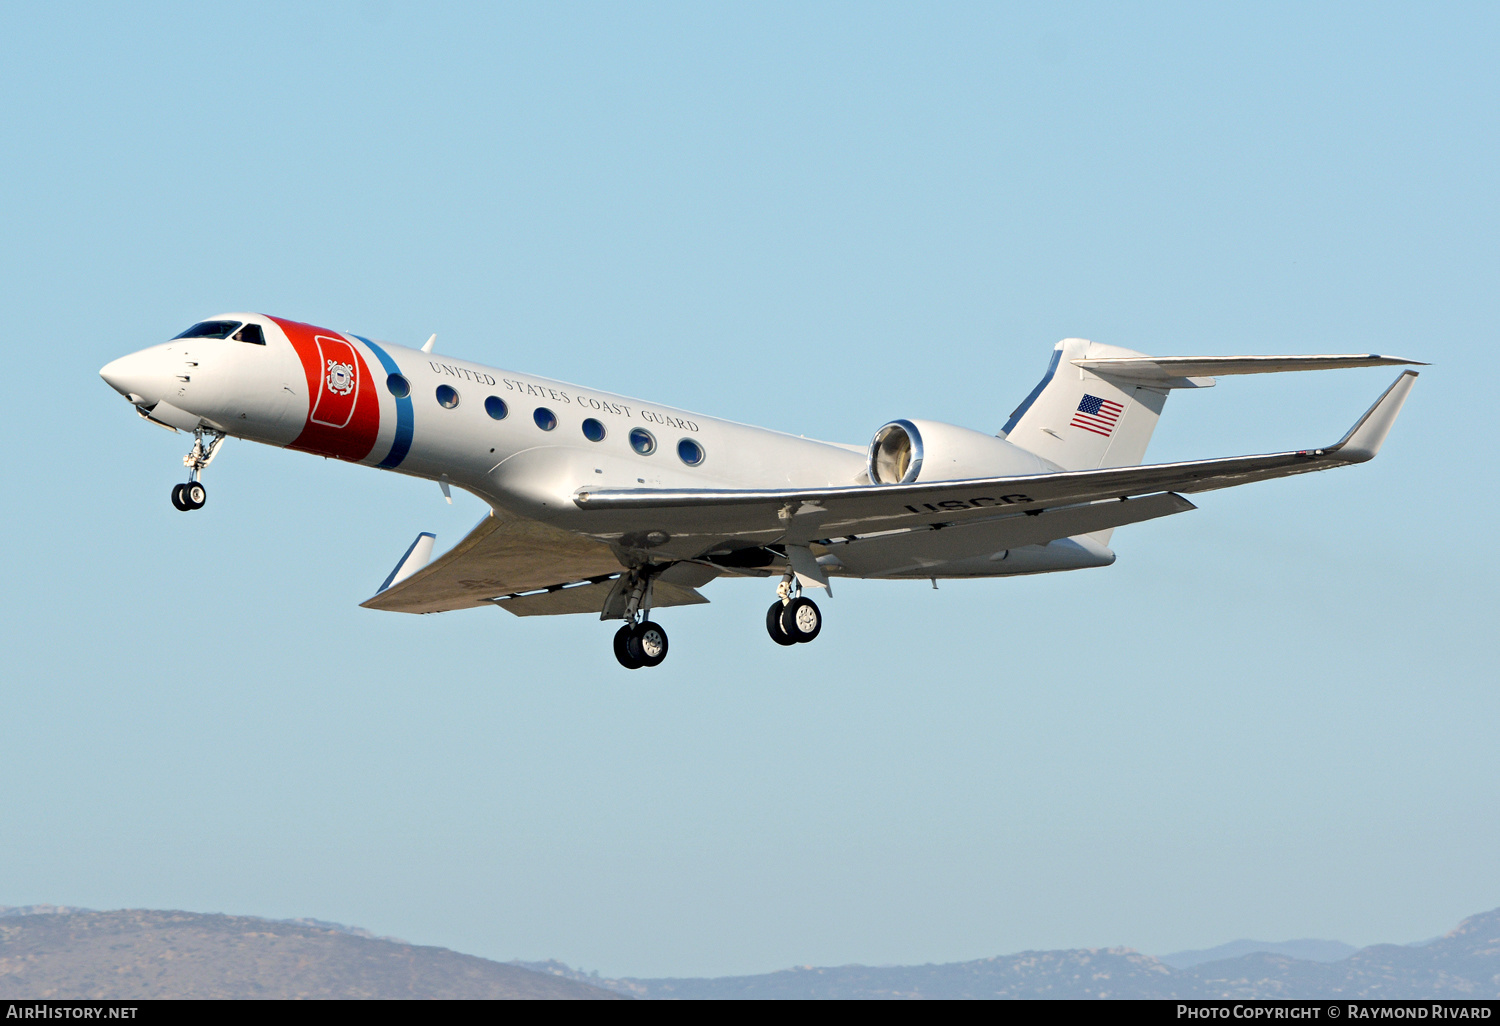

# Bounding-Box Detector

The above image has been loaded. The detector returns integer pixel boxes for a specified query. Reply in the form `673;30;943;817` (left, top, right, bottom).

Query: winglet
421;334;436;354
1331;370;1419;463
375;532;436;594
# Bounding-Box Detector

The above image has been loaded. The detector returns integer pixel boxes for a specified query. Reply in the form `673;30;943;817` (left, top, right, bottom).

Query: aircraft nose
99;355;131;393
100;349;165;404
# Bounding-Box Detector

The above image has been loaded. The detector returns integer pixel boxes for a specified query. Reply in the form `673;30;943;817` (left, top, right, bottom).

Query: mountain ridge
3;905;1497;999
516;907;1500;999
1158;938;1360;969
0;909;619;1000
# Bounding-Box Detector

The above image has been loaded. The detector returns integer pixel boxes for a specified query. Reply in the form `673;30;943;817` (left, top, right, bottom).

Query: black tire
613;624;643;669
630;621;669;667
184;482;206;509
780;597;822;643
170;484;189;511
766;602;796;646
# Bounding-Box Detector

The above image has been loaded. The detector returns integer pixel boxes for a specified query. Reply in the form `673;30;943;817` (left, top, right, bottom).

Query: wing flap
361;508;623;614
494;578;709;617
830;492;1196;577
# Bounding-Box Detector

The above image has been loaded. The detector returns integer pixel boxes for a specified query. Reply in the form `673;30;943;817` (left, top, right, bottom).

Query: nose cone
100;354;136;395
100;348;168;404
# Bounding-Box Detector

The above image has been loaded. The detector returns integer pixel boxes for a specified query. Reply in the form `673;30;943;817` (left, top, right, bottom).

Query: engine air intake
868;420;923;484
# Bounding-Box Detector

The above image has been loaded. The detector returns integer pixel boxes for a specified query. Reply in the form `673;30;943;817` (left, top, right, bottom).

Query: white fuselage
100;313;1107;576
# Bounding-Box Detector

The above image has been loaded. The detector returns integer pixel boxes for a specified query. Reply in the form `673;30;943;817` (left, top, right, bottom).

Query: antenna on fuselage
421;333;436;354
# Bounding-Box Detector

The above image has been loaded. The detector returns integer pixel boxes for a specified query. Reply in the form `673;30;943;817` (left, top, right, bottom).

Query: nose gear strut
171;427;225;511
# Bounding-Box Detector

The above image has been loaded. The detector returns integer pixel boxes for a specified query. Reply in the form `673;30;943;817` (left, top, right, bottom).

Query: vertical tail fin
1000;338;1170;472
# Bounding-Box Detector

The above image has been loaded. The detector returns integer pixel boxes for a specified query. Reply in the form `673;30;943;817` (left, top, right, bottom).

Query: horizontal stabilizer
375;532;436;594
1073;353;1424;389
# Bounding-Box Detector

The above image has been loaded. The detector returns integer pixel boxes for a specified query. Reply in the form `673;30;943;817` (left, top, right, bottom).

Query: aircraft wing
361;507;624;614
574;370;1417;539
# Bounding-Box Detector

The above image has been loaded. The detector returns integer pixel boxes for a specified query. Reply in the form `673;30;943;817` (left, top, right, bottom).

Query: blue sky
1;2;1495;977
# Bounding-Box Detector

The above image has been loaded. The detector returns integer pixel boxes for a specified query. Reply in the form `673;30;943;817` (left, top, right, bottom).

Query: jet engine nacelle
866;418;1057;484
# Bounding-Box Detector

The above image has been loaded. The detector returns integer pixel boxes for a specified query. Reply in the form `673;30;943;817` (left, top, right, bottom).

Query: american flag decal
1071;394;1124;437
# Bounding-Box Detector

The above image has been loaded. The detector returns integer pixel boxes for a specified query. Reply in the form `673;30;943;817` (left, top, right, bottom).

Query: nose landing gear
766;573;822;646
171;428;224;512
171;482;207;511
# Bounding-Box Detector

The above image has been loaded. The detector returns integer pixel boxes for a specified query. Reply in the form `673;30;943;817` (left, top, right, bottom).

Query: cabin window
582;418;606;442
485;396;508;420
629;428;656;455
387;374;411;398
172;320;240;340
436;384;460;409
231;324;265;345
677;438;705;466
534;407;557;431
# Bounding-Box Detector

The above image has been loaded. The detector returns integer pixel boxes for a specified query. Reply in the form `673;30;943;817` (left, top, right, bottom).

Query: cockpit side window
232;323;265;345
172;320;241;340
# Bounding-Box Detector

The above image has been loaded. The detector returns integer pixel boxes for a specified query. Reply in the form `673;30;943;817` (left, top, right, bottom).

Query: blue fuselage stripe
354;335;414;469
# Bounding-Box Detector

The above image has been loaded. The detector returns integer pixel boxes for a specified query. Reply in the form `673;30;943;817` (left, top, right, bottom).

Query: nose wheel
170;428;224;512
171;482;207;511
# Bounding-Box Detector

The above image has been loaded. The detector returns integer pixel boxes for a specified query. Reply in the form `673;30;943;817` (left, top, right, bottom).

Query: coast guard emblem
326;360;356;396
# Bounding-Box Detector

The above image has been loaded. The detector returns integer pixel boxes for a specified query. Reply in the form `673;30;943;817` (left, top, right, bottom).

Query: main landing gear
170;428;224;512
608;566;826;668
766;573;822;646
611;569;670;670
614;620;669;670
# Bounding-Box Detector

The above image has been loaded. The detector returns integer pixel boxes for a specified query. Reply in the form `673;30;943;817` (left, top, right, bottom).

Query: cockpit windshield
173;320;242;340
232;323;265;345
